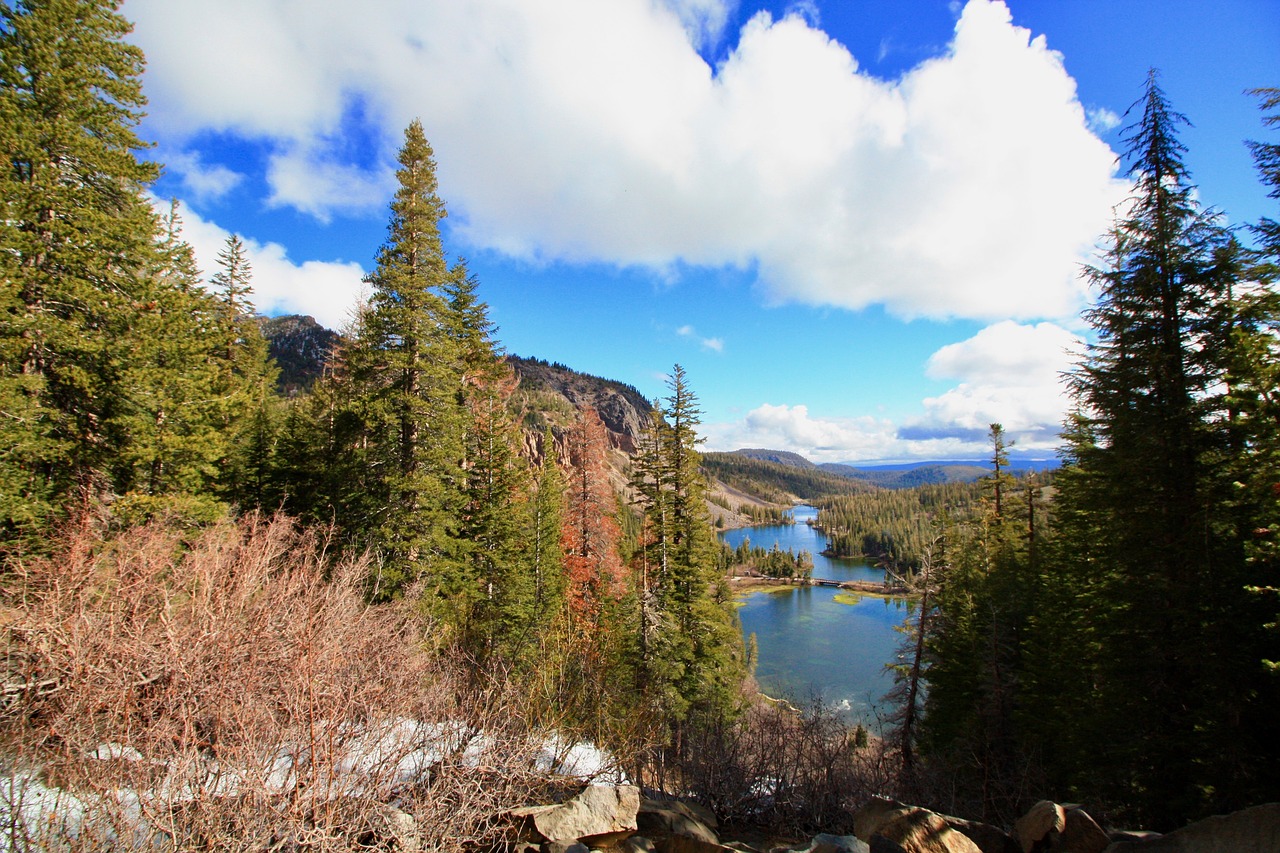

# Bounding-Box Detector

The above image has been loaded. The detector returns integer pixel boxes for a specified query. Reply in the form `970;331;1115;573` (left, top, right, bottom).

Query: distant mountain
258;314;341;395
730;448;818;469
820;461;989;488
701;451;874;504
716;449;1058;492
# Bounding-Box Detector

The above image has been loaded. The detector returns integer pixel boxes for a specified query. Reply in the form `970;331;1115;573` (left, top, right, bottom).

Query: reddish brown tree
561;406;624;640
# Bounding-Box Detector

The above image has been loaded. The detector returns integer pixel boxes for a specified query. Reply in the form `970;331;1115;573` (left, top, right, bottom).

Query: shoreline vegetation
729;574;914;598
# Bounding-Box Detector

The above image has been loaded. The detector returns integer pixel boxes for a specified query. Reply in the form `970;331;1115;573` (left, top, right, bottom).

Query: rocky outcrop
509;355;652;455
258;313;341;394
511;784;641;846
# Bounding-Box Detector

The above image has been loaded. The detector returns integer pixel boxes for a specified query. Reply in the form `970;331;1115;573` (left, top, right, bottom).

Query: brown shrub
0;512;552;851
668;697;896;837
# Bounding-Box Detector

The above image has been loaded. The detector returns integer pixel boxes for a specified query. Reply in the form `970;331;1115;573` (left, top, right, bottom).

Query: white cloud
125;0;1125;323
168;201;366;330
266;143;395;223
704;403;901;463
163;150;244;202
705;321;1081;461
676;324;725;352
909;320;1081;448
1087;106;1122;134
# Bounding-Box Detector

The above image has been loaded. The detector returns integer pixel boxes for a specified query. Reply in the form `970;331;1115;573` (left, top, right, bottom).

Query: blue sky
121;0;1280;463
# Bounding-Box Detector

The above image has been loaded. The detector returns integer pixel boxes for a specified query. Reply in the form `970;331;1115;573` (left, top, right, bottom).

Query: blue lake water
720;505;909;725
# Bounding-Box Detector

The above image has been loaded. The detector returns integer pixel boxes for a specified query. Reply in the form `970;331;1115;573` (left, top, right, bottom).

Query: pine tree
985;423;1014;520
629;366;744;728
108;201;227;511
0;0;167;535
1041;71;1268;825
458;366;535;665
339;120;467;599
887;534;953;807
1238;89;1280;677
529;427;566;628
208;233;280;509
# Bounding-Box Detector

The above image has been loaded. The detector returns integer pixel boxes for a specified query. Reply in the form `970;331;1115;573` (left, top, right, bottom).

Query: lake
720;505;910;726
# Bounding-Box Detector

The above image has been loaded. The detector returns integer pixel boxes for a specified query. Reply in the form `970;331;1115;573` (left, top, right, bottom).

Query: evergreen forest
2;0;1279;847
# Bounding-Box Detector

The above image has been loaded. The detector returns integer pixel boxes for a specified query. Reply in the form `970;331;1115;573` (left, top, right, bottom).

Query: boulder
374;804;420;853
655;837;743;853
618;838;658;853
1058;806;1109;853
943;817;1019;853
789;834;871;853
873;808;983;853
511;784;641;845
1015;801;1067;853
638;798;720;846
1101;802;1280;852
853;798;909;841
545;843;590;853
853;798;1011;853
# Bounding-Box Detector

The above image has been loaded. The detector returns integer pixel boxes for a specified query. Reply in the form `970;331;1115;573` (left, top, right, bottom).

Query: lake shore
729;574;912;597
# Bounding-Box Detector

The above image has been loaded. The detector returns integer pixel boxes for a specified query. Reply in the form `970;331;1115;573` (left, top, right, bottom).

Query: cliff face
508;356;653;456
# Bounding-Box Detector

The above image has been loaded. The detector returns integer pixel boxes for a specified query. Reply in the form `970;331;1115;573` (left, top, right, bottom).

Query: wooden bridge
806;577;912;595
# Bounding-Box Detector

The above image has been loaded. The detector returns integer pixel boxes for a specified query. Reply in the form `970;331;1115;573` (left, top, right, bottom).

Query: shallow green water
721;506;909;725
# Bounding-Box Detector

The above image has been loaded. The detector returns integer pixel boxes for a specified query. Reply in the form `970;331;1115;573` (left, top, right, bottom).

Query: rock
1059;806;1109;853
854;799;1011;853
675;800;719;832
638;798;721;845
1101;802;1280;852
1106;832;1161;844
854;798;909;841
874;808;983;853
512;784;641;844
772;835;869;853
655;837;741;853
378;804;420;852
618;838;658;853
1015;801;1067;853
545;843;590;853
801;834;871;853
943;817;1019;853
870;838;909;853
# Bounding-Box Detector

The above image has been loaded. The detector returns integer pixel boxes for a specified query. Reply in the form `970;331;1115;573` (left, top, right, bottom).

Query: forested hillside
260;313;341;395
701;450;875;502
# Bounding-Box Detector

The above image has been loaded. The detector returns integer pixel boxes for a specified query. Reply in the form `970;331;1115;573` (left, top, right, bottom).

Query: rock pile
508;788;1279;853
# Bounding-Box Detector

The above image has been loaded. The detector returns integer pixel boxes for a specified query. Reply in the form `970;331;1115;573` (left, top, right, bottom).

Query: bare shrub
668;696;896;837
0;512;554;851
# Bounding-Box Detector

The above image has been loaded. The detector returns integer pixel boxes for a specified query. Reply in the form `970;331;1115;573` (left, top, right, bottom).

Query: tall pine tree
340;120;467;600
1037;71;1269;826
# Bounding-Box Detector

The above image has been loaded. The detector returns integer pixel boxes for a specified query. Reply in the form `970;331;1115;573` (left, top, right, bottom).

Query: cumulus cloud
705;321;1081;461
703;403;901;463
909;320;1081;450
124;0;1125;323
168;201;366;330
